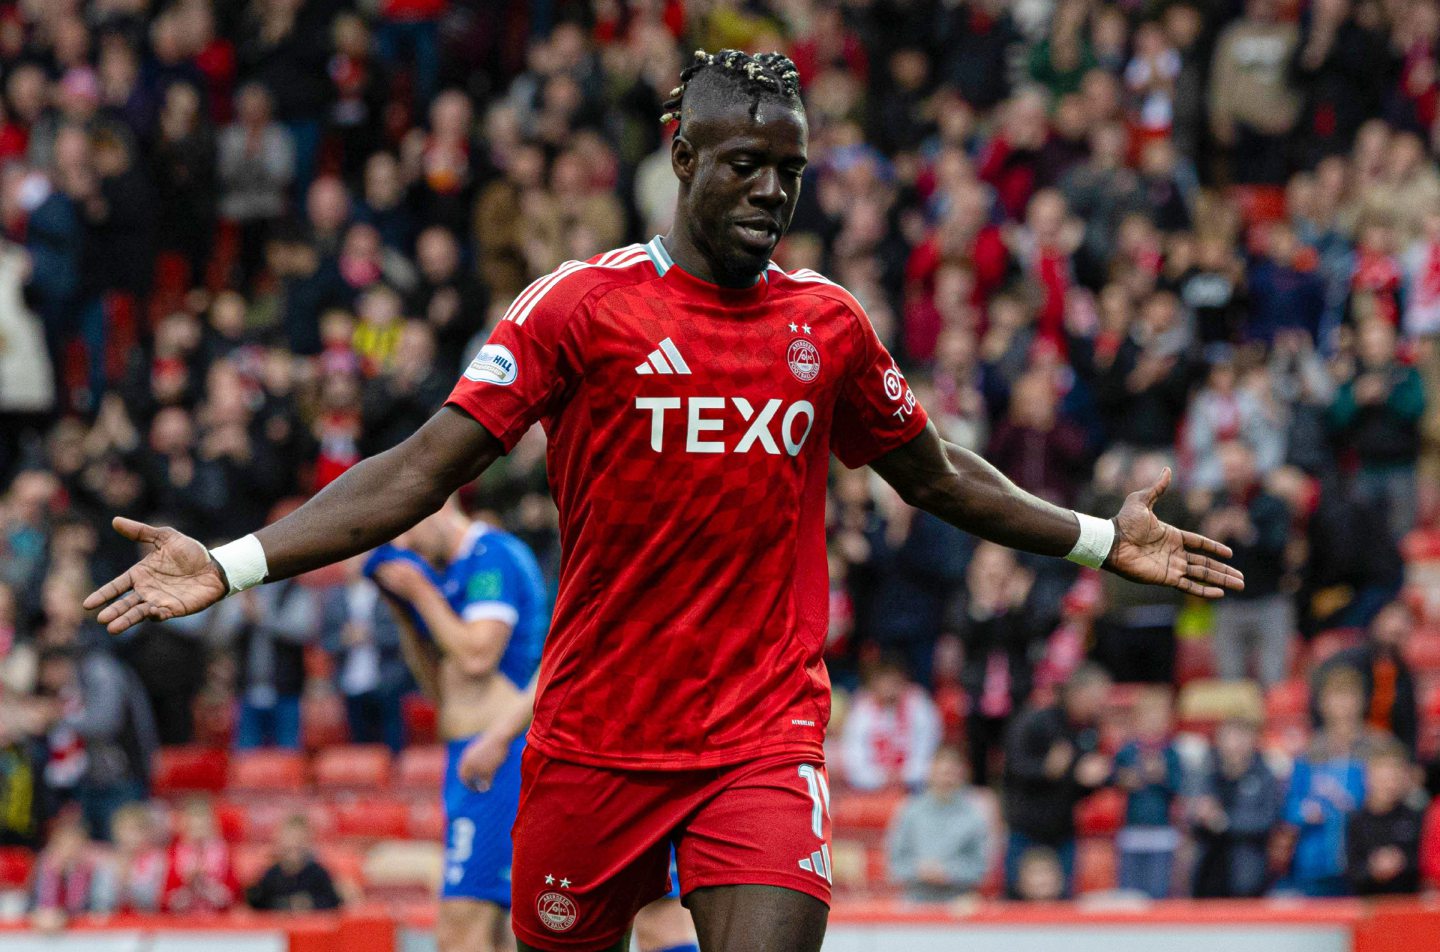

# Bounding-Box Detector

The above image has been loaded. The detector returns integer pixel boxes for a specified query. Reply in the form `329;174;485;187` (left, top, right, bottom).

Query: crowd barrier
2;899;1439;951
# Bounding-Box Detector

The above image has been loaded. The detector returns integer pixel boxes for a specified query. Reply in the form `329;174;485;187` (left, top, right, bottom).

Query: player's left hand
1105;467;1245;599
373;559;432;602
458;731;510;792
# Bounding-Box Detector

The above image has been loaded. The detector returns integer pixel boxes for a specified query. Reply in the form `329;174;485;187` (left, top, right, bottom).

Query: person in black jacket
247;813;342;912
1346;739;1424;895
1002;663;1112;898
1204;440;1294;687
956;542;1055;787
1312;602;1419;757
1191;716;1285;898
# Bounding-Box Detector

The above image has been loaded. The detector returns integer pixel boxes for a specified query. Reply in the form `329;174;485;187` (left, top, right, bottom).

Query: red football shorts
510;746;834;951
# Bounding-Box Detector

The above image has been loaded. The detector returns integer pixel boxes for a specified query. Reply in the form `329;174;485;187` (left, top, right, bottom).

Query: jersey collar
646;235;772;304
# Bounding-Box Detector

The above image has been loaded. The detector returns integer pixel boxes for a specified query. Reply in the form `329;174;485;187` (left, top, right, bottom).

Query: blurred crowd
2;0;1440;918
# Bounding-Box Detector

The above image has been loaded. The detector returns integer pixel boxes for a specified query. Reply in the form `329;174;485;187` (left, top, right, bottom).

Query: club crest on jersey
536;891;577;932
464;344;518;386
787;339;820;382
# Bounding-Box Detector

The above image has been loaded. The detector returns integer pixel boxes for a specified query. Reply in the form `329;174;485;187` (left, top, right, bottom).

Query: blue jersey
439;522;549;689
436;522;548;906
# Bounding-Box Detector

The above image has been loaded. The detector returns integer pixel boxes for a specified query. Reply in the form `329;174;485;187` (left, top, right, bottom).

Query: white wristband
1066;513;1115;569
209;534;269;595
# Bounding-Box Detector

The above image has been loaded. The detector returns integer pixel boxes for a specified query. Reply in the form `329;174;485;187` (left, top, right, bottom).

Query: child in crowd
1190;716;1285;898
1113;687;1182;899
162;797;238;913
1280;666;1375;896
94;802;166;913
1014;846;1065;902
886;747;992;903
31;811;100;928
246;813;342;912
1346;739;1424;895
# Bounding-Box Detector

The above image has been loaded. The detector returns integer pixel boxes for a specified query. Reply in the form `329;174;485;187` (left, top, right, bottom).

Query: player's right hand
458;731;510;792
82;517;228;634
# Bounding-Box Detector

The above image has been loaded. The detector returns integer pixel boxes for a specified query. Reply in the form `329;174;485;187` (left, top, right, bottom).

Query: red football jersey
446;238;928;769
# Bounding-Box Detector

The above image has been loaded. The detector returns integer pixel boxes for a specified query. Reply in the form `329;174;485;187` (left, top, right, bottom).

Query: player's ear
671;134;696;185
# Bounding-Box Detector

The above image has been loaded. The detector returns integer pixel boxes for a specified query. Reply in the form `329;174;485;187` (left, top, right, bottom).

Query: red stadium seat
1266;679;1310;721
214;800;247;843
151;746;228;796
335;797;410;840
1175;637;1216;685
314;745;393;791
323;844;367;888
234;842;273;887
830;790;905;838
397;745;447;791
1075;788;1125;838
302;691;350;750
228;749;308;793
408;798;445;841
0;847;34;888
1075;838;1118;895
402;694;438;746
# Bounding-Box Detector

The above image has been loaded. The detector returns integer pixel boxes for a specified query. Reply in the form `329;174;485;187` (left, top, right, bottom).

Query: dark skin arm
870;423;1244;598
83;407;503;634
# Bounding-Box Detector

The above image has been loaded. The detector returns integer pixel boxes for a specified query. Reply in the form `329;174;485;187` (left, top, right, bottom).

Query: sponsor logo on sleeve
464;344;519;386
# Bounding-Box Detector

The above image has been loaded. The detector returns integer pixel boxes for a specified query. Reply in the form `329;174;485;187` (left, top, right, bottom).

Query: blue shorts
442;733;526;906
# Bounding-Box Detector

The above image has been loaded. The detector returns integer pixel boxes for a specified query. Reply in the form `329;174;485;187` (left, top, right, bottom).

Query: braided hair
659;49;803;133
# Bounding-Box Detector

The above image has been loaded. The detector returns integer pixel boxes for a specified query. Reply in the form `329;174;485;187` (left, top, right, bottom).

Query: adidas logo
635;338;691;376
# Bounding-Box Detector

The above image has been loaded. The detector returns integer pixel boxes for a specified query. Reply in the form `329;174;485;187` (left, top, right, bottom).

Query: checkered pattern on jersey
449;250;928;769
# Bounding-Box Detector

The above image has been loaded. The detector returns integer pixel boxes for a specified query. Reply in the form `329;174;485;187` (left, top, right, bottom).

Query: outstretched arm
84;407;504;633
869;423;1244;598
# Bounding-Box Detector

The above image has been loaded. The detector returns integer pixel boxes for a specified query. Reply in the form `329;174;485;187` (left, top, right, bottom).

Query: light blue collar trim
646;236;673;276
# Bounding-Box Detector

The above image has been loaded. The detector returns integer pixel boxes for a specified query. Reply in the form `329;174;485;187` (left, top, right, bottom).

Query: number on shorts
449;817;476;863
798;764;830;839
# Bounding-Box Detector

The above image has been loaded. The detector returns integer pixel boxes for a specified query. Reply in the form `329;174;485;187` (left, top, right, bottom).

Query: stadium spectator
1002;663;1112;898
839;655;943;792
1191;717;1286;898
1311;601;1420;755
30;811;100;928
1013;846;1066;902
161;796;238;913
956;542;1053;787
1329;319;1427;542
210;580;321;751
218;83;295;289
32;591;158;841
0;0;1439;921
1422;796;1440;889
885;746;991;903
1280;666;1379;896
1085;452;1188;684
1208;0;1300;184
1203;440;1294;687
1113;687;1183;899
246;813;341;912
323;555;410;751
1346;739;1425;895
93;802;165;913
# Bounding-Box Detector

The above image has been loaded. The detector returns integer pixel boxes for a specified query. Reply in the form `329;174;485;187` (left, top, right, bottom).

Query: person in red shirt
85;49;1243;952
161;797;239;914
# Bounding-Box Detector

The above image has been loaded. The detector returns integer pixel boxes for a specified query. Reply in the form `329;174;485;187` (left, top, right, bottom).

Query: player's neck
660;231;764;289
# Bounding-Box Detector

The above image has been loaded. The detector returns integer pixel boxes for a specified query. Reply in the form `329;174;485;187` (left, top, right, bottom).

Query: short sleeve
445;266;594;451
455;543;523;628
831;299;929;468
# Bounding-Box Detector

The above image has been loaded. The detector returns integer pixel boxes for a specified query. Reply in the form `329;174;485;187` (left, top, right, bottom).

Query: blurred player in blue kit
366;495;547;952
